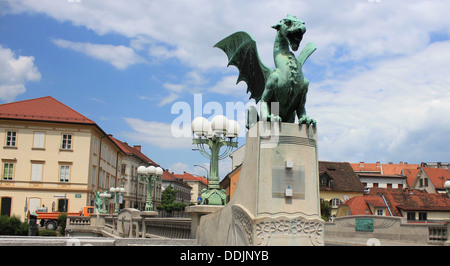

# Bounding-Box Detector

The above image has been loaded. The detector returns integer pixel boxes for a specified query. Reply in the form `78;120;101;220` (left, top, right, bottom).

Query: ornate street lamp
98;191;111;214
109;187;125;213
137;165;163;211
191;115;239;205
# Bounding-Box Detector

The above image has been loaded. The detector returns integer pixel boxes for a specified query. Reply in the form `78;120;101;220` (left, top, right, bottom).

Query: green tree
157;185;186;215
0;215;29;236
57;212;67;235
320;200;332;222
161;185;177;205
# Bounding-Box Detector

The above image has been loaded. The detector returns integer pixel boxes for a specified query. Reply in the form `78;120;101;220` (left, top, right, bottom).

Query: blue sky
1;0;450;179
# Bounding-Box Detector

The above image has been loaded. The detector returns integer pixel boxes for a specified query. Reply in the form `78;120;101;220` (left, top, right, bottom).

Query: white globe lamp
211;115;229;135
226;120;240;138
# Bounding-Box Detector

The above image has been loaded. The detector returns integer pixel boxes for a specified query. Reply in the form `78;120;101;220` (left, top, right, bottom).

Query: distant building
337;188;450;222
220;164;242;203
319;161;365;220
110;137;160;210
0;96;124;218
174;171;208;205
410;167;450;194
421;162;450;169
350;161;420;191
161;170;192;205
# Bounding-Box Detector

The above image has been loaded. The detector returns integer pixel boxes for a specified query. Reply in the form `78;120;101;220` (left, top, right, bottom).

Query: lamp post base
201;188;227;205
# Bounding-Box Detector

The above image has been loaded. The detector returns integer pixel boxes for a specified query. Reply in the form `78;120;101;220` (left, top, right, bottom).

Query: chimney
133;145;141;152
376;161;380;167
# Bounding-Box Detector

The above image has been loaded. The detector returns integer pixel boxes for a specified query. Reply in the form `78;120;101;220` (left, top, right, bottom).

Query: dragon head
272;15;306;51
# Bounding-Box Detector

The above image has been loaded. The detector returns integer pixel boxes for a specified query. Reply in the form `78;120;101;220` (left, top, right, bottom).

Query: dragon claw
268;114;282;123
299;116;316;126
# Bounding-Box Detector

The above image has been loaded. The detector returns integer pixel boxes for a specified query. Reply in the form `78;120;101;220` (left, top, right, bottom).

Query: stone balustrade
66;208;192;239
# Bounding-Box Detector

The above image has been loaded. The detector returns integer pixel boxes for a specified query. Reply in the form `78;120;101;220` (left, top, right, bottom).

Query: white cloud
208;75;248;99
122;117;192;149
0;45;41;102
5;0;450;164
309;40;450;163
52;39;146;70
158;92;181;107
6;0;450;70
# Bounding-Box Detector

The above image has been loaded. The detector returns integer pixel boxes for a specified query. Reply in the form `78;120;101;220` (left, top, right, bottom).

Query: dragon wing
297;42;317;67
214;31;273;102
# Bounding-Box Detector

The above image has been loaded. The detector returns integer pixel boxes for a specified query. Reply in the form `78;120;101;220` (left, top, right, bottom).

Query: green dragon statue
215;15;317;125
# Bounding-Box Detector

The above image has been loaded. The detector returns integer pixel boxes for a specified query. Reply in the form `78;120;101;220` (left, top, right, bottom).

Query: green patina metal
215;15;317;125
193;136;237;205
94;190;111;214
355;218;374;232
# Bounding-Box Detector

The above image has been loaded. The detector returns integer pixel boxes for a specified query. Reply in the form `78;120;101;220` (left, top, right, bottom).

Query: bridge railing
143;218;191;239
66;209;193;239
428;224;448;244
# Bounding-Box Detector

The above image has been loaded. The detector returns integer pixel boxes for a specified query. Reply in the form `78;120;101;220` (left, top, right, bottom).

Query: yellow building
0;96;124;219
319;161;365;220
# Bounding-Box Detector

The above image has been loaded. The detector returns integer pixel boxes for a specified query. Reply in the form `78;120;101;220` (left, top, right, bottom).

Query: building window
59;165;70;182
376;209;384;216
61;134;73;150
407;212;416;221
2;163;14;180
93;138;98;154
91;166;96;186
6;131;17;147
31;163;43;182
33;132;45;149
419;212;427;221
331;198;342;208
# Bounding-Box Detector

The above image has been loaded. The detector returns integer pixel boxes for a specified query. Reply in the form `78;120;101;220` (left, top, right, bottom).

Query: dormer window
319;172;332;188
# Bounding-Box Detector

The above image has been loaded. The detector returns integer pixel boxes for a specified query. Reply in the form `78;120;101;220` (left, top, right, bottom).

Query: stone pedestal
186;205;223;239
196;122;324;246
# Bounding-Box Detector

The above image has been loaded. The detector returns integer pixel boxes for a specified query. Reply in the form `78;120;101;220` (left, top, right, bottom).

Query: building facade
0;96;124;219
162;170;192;205
110;137;161;210
174;171;208;205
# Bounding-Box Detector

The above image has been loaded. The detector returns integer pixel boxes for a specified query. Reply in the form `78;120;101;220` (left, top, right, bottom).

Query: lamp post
98;191;111;214
109;187;125;213
194;164;209;180
137;165;163;211
191;115;239;205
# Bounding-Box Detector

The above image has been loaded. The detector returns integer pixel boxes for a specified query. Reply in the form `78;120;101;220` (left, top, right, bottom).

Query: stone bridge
64;208;450;246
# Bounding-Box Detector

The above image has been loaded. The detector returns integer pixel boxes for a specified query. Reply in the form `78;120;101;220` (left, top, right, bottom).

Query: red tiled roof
382;163;420;175
0;96;95;124
162;170;192;189
369;188;450;216
403;168;419;188
350;162;381;173
421;167;450;190
109;136;159;166
350;162;420;175
341;196;387;215
174;172;208;186
319;161;365;192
